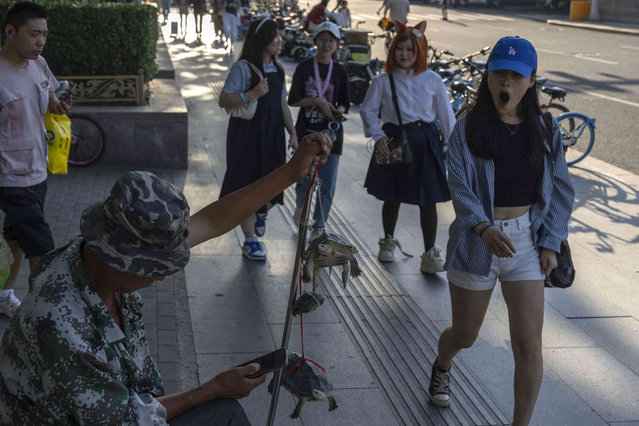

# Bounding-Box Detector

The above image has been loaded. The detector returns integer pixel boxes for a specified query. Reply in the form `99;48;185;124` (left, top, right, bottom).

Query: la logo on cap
508;46;516;56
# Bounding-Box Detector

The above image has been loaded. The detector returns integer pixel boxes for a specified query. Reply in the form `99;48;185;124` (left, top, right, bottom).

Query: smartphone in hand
235;347;288;379
59;83;78;103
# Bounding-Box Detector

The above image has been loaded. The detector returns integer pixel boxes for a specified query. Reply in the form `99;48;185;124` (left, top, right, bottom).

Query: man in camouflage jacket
0;134;332;423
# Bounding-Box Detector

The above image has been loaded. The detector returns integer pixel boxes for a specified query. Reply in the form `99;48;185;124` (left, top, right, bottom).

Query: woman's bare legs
501;280;545;426
239;203;273;239
239;216;256;239
437;283;493;369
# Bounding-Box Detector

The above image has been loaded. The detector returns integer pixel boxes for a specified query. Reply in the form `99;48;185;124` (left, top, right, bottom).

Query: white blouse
360;68;456;143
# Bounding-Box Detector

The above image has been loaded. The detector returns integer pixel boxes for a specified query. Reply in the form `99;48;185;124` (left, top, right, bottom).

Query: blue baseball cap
487;36;537;78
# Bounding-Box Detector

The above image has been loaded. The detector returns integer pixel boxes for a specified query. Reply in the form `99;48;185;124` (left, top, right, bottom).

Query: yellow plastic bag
45;111;71;175
0;233;13;290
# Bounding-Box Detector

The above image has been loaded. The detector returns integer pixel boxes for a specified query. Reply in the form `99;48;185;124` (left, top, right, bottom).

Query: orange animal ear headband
394;20;427;38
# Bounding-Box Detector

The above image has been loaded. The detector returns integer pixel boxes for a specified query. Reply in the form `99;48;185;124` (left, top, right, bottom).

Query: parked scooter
347;58;384;105
336;29;384;105
282;26;316;61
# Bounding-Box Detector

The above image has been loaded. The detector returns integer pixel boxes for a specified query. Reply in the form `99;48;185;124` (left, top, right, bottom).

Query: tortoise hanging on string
302;231;362;291
268;352;338;418
292;292;326;316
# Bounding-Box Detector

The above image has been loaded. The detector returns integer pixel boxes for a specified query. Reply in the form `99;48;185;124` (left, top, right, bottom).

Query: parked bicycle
429;46;490;117
66;113;106;166
537;76;570;116
55;81;106;167
556;111;596;166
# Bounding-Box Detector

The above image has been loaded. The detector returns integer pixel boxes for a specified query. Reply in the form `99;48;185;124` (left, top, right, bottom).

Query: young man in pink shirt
0;2;71;316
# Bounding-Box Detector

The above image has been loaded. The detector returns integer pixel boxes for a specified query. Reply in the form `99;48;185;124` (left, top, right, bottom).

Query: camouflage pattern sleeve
0;239;168;424
37;351;168;424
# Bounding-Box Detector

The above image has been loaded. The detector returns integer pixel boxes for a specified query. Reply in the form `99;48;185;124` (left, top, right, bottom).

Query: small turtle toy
292;292;325;316
302;231;361;291
268;352;337;418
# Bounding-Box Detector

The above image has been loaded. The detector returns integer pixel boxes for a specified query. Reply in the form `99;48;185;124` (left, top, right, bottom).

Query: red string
280;356;327;385
299;267;305;358
283;165;324;387
304;357;327;373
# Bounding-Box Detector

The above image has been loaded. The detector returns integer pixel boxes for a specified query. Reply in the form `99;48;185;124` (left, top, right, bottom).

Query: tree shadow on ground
545;70;639;96
569;166;639;253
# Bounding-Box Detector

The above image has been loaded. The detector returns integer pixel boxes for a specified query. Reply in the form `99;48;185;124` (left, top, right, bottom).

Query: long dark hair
239;19;284;88
465;70;551;169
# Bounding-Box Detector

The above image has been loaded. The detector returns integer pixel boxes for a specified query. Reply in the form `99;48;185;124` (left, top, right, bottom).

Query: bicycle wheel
544;102;574;132
67;113;105;166
556;112;595;166
543;102;569;116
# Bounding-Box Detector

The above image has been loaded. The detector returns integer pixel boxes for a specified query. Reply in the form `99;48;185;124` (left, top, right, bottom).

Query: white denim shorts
447;212;546;291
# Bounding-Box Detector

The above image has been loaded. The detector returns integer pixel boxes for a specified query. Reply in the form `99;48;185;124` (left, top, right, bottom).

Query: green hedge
0;1;158;82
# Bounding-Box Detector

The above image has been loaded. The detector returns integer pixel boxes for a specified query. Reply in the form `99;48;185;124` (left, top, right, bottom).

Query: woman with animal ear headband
218;19;297;261
360;21;456;274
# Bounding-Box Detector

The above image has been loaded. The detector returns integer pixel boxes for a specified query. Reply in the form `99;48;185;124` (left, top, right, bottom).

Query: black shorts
0;180;54;258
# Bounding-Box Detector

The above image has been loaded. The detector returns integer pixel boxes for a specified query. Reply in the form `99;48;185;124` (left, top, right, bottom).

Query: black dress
219;69;286;208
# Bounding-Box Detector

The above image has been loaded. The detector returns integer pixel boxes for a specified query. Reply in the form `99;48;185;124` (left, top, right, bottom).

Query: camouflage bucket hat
80;171;190;277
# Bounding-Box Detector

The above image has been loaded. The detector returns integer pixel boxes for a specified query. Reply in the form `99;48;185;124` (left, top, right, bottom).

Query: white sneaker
0;291;21;318
378;235;414;262
421;247;445;274
378;235;397;262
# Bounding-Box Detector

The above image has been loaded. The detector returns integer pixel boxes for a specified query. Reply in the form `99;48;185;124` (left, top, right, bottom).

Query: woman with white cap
427;36;574;425
288;21;350;235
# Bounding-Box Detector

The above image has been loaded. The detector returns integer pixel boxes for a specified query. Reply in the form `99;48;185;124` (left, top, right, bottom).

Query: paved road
343;0;639;174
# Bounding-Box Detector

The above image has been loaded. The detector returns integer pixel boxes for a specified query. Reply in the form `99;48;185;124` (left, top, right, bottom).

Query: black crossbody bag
542;113;575;289
373;74;414;167
545;240;575;288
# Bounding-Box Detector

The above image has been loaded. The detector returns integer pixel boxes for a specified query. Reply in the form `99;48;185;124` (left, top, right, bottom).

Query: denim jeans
295;153;340;231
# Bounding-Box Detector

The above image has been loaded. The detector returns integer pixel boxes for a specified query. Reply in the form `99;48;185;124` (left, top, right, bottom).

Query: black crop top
493;122;543;207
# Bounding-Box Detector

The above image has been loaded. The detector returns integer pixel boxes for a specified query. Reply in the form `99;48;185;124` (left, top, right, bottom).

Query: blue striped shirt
444;115;575;276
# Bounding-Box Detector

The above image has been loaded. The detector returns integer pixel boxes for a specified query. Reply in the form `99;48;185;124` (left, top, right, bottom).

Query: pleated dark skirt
364;121;451;206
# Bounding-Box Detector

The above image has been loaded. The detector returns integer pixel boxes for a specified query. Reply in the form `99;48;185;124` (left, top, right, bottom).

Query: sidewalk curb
172;270;200;391
547;19;639;35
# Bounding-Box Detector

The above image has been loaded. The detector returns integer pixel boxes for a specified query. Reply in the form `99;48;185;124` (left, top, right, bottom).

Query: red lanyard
313;56;333;100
